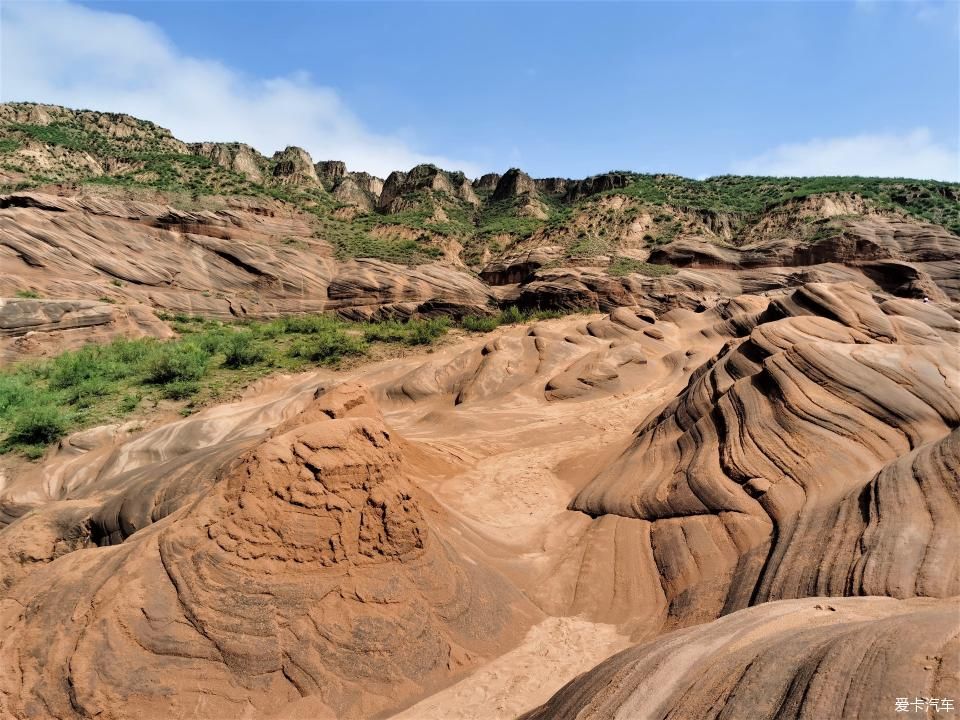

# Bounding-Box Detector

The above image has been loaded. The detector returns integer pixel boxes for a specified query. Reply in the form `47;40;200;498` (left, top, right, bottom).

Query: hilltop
2;102;957;268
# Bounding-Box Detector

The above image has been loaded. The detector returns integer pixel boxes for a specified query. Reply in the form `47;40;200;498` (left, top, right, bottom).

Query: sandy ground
387;616;632;720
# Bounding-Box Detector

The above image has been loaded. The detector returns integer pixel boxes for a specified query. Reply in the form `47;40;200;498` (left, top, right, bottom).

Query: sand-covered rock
1;280;957;717
0;388;535;719
522;596;959;720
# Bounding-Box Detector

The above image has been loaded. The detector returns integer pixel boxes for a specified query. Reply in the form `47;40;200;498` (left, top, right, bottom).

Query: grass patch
607;257;678;277
221;332;268;368
14;289;40;299
606;174;960;235
461;306;565;333
362;317;451;346
0;305;588;458
288;331;367;363
143;343;210;384
461;315;501;332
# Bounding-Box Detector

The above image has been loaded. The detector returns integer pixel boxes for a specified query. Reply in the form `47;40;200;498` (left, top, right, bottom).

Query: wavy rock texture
0;191;496;355
0;282;957;718
522;596;959;720
560;283;959;628
0;388;534;720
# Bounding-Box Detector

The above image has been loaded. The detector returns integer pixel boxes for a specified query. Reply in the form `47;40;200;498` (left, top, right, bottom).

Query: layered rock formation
1;102;959;719
492;168;537;200
192;142;264;182
0;190;498;356
271;146;322;186
0;280;957;717
0;386;536;719
522;596;958;720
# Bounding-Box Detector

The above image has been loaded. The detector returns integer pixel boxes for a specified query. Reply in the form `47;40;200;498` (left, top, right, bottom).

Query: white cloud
0;0;479;178
732;129;958;181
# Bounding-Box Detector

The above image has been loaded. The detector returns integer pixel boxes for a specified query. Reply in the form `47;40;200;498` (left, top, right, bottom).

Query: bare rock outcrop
0;390;535;719
563;171;634;201
0;298;116;336
316;159;347;188
192;141;264;181
327;259;497;319
379;165;455;212
534;177;569;195
492;168;537;200
0;191;506;358
272;146;321;186
472;172;501;190
332;176;376;212
348;171;384;199
553;283;959;631
522;596;959;720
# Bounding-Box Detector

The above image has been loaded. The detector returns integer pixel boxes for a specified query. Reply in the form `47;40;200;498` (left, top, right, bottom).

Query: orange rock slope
0;282;958;719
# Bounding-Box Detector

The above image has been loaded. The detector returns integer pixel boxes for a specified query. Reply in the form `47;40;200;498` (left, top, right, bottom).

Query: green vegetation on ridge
607;173;959;235
607;257;678;277
1;103;957;271
0;307;574;458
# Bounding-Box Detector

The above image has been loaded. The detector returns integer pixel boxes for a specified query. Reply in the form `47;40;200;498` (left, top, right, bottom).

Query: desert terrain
0;104;957;719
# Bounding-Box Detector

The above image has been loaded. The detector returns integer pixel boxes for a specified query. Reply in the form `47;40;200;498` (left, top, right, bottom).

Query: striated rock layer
0;282;957;718
0;387;535;719
522;596;959;720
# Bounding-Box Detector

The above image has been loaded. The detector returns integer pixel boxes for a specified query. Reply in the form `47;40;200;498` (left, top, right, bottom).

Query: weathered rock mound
0;389;533;719
522;596;959;720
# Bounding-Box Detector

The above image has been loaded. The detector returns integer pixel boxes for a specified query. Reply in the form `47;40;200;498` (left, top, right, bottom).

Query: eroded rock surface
522;596;959;720
0;388;534;719
0;279;957;718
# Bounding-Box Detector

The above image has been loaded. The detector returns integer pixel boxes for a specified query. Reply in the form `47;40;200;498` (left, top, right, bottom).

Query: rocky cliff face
315;159;347;188
493;167;537;200
271;146;322;186
192;141;264;181
473;172;501;190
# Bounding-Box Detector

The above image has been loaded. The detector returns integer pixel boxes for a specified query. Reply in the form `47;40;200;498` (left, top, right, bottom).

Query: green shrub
531;309;565;320
462;315;500;332
48;345;116;389
108;338;154;365
252;320;285;339
362;320;409;343
280;314;343;334
64;377;112;407
499;306;527;325
607;257;678;277
160;380;201;400
222;332;267;368
194;329;230;354
405;317;450;345
15;289;40;299
363;318;451;345
7;405;67;446
143;343;210;384
288;330;366;364
118;393;141;412
0;374;36;413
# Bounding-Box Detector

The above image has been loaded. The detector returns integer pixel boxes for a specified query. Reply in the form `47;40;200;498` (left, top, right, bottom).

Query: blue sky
2;1;958;179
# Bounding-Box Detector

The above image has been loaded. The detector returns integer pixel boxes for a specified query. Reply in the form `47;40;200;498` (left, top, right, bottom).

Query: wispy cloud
732;129;958;181
0;0;480;178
